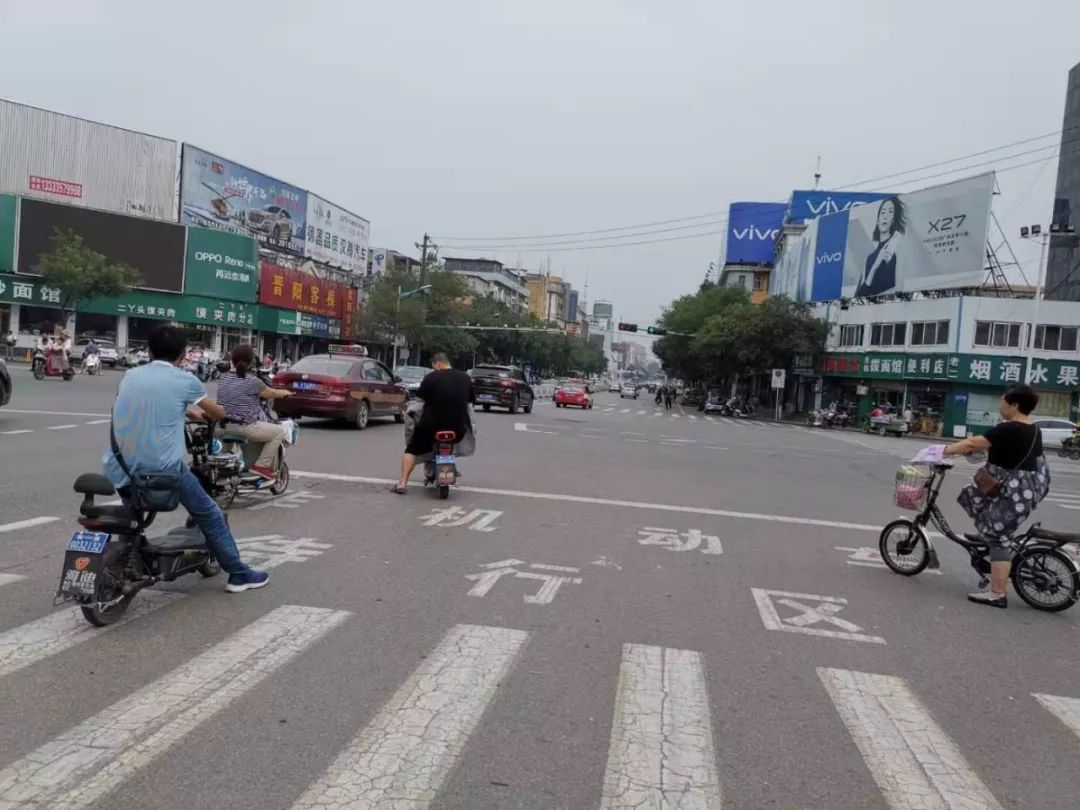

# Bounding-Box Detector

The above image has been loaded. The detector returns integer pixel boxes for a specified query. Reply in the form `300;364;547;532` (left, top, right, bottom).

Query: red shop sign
259;262;346;318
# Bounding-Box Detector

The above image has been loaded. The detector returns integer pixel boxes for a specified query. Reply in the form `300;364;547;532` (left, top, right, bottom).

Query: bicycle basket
894;465;931;511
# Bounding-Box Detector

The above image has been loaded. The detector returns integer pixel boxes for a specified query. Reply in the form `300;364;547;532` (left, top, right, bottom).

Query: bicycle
879;460;1080;612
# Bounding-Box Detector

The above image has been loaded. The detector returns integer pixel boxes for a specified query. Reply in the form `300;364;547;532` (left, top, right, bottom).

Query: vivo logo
816;252;842;264
732;226;780;241
804;197;876;217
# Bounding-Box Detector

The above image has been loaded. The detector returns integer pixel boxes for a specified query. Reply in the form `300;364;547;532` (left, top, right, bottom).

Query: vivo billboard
786;190;892;224
841;173;994;298
810;208;850;301
724;202;785;265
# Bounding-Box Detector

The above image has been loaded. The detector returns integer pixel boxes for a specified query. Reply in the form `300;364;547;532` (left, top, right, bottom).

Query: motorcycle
424;430;460;499
57;474;221;627
32;347;74;381
1059;435;1080;461
186;417;297;509
807;409;824;428
82;353;102;376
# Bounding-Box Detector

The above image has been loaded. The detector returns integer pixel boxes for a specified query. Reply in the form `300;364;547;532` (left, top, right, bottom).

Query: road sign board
771;369;786;390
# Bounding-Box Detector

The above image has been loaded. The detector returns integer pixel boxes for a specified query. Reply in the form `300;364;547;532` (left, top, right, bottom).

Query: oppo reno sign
724;202;786;265
786;190;892;224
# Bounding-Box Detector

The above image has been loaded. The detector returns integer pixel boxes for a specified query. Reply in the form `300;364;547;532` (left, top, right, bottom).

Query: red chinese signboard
29;175;83;198
821;355;861;374
259;262;349;319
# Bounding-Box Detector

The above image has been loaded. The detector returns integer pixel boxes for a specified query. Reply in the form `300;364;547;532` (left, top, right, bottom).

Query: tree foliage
36;227;140;312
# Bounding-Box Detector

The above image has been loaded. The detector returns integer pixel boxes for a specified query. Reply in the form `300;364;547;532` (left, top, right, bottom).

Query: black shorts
406;424;463;457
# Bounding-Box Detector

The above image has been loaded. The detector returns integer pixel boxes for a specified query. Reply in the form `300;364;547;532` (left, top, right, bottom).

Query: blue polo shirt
102;361;207;487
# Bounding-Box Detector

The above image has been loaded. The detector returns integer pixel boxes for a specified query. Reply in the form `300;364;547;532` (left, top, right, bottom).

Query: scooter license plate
59;533;109;598
435;455;455;465
68;531;109;553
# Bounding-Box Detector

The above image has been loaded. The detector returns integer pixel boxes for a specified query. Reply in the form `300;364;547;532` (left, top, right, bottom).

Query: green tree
354;269;427;355
36;227;140;315
652;284;749;381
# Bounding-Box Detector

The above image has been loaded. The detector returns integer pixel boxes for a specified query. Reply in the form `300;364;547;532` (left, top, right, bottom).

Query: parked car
681;388;706;409
702;390;726;414
619;383;638;399
71;337;119;368
245;205;294;245
1034;417;1079;448
0;357;11;407
394;365;430;399
607;380;620;393
119;342;149;368
470;364;535;414
273;345;406;430
555;384;592;409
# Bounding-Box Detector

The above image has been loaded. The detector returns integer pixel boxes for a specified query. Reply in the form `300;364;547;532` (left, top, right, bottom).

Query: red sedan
555;385;592;409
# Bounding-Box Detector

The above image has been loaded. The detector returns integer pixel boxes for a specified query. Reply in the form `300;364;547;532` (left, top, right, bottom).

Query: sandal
390;484;408;495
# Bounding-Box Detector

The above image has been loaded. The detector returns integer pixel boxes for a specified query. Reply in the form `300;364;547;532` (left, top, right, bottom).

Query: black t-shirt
985;420;1043;471
417;369;473;434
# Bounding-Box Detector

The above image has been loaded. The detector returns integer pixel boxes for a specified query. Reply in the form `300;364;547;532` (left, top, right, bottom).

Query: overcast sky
1;0;1078;343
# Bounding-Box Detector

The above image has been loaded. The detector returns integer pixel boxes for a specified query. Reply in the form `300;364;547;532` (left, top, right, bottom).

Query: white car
619;384;638;399
72;337;119;368
1034;418;1078;448
607;381;620;393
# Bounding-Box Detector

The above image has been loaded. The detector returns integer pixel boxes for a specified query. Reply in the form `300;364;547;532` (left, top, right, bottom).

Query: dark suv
470;365;534;414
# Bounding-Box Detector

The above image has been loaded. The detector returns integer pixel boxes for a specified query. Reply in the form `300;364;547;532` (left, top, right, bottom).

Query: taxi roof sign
328;344;367;357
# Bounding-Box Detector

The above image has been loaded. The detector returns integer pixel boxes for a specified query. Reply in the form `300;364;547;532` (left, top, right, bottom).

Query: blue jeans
178;468;250;575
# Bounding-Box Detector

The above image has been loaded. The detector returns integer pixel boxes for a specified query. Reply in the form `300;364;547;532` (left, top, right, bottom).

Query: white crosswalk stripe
291;624;528;809
688;414;698;421
818;667;1003;810
1045;491;1080;510
1034;692;1080;739
0;591;183;678
0;573;26;589
0;605;349;810
601;644;721;808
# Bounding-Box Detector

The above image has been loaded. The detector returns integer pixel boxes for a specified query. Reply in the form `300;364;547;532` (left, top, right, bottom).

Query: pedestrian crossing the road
2;599;1077;808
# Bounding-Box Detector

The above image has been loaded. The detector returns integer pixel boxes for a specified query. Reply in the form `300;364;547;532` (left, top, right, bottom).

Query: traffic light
617;322;638;332
646;326;667;336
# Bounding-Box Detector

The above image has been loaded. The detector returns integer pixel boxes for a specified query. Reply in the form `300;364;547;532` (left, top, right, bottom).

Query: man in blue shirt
103;326;268;593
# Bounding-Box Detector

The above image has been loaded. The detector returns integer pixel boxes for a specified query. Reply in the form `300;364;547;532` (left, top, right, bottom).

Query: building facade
815;295;1080;438
524;273;569;326
1047;59;1080;301
444;257;528;312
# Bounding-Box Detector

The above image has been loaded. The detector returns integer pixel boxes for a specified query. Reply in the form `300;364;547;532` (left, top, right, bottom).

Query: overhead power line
435;125;1077;246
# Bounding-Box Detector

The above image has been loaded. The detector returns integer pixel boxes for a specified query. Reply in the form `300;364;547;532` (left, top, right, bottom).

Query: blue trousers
178;468;249;575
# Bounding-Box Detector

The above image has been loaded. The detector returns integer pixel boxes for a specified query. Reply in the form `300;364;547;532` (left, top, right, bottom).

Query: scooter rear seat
1029;526;1080;545
73;473;116;497
145;527;207;554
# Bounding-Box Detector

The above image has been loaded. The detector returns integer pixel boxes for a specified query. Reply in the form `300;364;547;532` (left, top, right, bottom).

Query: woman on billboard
855;197;906;297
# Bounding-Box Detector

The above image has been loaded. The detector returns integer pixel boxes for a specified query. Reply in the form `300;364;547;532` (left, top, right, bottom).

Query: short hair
147;325;187;362
872;197;907;242
431;352;450;365
1003;384;1038;415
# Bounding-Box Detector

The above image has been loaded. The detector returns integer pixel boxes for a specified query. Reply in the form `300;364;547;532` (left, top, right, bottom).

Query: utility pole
417;233;432;282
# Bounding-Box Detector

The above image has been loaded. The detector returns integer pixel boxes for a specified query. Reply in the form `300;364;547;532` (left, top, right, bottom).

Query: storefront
0;274;71;350
258;261;355;359
820;351;1080;437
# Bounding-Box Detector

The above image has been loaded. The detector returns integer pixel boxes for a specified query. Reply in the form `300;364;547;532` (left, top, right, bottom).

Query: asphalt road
2;365;1080;809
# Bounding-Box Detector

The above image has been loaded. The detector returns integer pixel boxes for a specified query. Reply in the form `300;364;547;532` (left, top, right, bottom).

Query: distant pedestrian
2;330;15;360
664;387;674;410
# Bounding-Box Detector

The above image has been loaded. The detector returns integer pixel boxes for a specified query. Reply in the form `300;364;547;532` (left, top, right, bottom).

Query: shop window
966;392;1000;429
869;322;906;347
974;320;1021;348
838;324;864;347
16;305;65;336
910;320;950;346
1034;390;1072;419
1031;324;1079;352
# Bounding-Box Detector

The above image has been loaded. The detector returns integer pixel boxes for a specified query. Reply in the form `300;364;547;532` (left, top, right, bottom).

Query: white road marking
0;429;33;435
601;644;721;808
705;446;729;450
291;624;528;810
819;668;1003;810
292;470;885;532
0;408;109;417
670;414;679;419
620;408;631;413
84;419;110;425
748;420;769;427
705;416;715;422
513;422;558;434
1034;693;1080;739
47;424;77;430
0;573;26;588
0;516;60;533
652;411;662;417
625;438;648;444
0;591;183;678
578;433;604;439
635;409;644;415
0;605;350;810
688;414;698;421
752;589;886;644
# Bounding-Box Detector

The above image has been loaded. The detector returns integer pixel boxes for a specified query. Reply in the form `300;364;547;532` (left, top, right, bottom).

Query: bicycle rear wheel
1011;547;1079;612
879;519;930;576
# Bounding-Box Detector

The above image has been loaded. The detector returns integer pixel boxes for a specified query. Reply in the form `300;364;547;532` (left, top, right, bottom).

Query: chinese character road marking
465;559;583;604
751;588;886;644
419;506;503;532
637;527;722;554
244;490;326;511
234;534;332;568
835;546;941;574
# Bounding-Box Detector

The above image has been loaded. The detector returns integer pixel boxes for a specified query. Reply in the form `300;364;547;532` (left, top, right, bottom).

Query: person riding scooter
215;344;293;481
81;338;101;374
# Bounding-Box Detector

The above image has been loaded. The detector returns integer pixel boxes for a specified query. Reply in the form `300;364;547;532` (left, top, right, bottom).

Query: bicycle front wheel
1012;547;1080;612
879;519;930;576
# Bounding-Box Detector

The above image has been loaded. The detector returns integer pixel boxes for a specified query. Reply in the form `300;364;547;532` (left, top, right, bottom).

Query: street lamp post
392;284;432;368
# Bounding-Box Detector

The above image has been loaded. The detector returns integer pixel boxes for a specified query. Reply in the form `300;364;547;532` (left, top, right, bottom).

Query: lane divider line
0;516;60;533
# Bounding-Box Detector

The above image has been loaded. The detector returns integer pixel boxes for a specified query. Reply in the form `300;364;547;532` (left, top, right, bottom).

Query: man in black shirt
392;353;473;494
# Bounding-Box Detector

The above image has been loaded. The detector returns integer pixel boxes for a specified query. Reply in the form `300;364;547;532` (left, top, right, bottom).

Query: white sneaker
967;590;1007;608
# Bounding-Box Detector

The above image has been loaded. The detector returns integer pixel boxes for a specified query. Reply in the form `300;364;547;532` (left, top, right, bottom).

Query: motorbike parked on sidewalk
881;459;1079;611
32;347;74;381
56;474;221;626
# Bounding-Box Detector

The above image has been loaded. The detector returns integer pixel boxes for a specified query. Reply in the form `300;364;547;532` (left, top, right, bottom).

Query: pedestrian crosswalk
1045;490;1080;510
2;598;1077;808
594;405;799;430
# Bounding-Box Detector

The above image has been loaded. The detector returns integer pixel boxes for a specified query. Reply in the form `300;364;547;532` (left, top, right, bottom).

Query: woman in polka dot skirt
944;385;1050;608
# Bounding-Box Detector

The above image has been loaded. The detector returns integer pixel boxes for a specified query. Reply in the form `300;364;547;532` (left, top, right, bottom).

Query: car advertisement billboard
724;202;786;265
183;228;259;302
17;197;186;292
305;194;370;273
0;99;178;221
786;190;893;224
841;173;994;298
180;144;307;255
